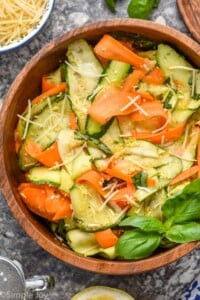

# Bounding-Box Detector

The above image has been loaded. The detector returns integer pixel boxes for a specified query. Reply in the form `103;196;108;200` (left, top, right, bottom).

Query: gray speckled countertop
0;1;200;299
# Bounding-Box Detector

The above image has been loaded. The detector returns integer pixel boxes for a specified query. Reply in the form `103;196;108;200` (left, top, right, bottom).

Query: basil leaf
153;0;160;8
166;222;200;243
132;171;147;187
119;216;165;234
116;229;161;259
127;0;155;19
162;179;200;224
104;0;116;12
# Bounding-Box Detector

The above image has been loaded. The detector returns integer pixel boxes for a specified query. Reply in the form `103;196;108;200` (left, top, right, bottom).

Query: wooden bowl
1;19;200;275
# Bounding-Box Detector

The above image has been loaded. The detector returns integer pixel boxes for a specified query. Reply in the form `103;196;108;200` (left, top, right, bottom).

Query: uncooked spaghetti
0;0;48;46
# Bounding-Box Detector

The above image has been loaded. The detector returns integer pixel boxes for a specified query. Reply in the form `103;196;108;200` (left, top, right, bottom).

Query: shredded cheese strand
120;95;141;112
21;99;32;140
0;0;48;46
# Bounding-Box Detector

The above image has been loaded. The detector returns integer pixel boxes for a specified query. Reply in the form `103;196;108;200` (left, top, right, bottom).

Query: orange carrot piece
31;82;67;105
69;111;78;130
104;165;137;183
35;141;62;167
143;66;166;85
169;165;198;185
76;170;106;196
131;100;168;131
110;182;136;209
137;91;155;101
42;75;61;92
19;183;72;221
94;34;146;68
132;123;185;144
123;69;145;92
25;139;43;158
88;87;142;125
147;178;157;187
15;138;21;153
95;228;118;248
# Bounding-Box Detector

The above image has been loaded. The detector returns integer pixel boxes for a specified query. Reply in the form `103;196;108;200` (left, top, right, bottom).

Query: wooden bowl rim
1;18;200;275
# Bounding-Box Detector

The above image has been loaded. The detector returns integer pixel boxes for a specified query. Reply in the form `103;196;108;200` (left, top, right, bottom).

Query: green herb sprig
116;179;200;260
104;0;160;19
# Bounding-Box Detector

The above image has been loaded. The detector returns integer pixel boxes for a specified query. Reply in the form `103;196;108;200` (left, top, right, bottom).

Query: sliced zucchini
27;166;61;187
134;153;182;202
18;96;71;171
57;128;83;163
100;118;124;153
195;70;200;96
59;168;74;194
66;151;92;180
66;39;103;132
70;184;124;231
156;44;193;89
171;96;200;124
85;60;131;138
17;93;65;141
66;229;100;256
98;246;116;260
164;123;199;170
43;65;64;86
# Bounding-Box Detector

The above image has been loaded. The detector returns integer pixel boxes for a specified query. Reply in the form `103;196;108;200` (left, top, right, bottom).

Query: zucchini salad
16;33;200;260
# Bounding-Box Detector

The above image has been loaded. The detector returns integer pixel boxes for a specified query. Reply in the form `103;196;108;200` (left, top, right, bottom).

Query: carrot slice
19;183;72;221
131;100;168;131
95;228;118;248
104;165;138;183
123;69;145;92
42;75;61;92
31;82;67;105
76;170;106;196
169;165;198;185
34;141;62;167
25;139;43;157
94;34;147;68
69;111;78;130
110;182;136;209
143;66;166;85
132;123;185;144
88;87;142;125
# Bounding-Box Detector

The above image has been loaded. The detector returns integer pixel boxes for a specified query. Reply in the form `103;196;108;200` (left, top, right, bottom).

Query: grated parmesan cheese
0;0;48;46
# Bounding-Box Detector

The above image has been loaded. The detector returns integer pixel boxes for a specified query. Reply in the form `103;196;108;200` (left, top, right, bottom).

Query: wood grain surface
0;19;200;275
177;0;200;43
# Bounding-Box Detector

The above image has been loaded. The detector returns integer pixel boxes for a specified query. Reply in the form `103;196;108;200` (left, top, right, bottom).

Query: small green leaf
104;0;116;13
163;90;173;109
127;0;155;19
132;171;148;188
116;229;161;260
162;179;200;224
166;222;200;243
119;216;165;234
153;0;160;8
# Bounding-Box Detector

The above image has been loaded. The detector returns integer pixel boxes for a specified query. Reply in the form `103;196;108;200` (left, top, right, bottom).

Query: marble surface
0;1;200;299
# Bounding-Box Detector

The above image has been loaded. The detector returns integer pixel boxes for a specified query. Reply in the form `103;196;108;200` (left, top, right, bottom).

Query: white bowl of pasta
1;19;200;275
0;0;55;54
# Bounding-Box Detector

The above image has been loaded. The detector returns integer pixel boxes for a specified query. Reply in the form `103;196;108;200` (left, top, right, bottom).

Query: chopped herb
163;90;173;109
104;0;116;12
132;171;148;187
